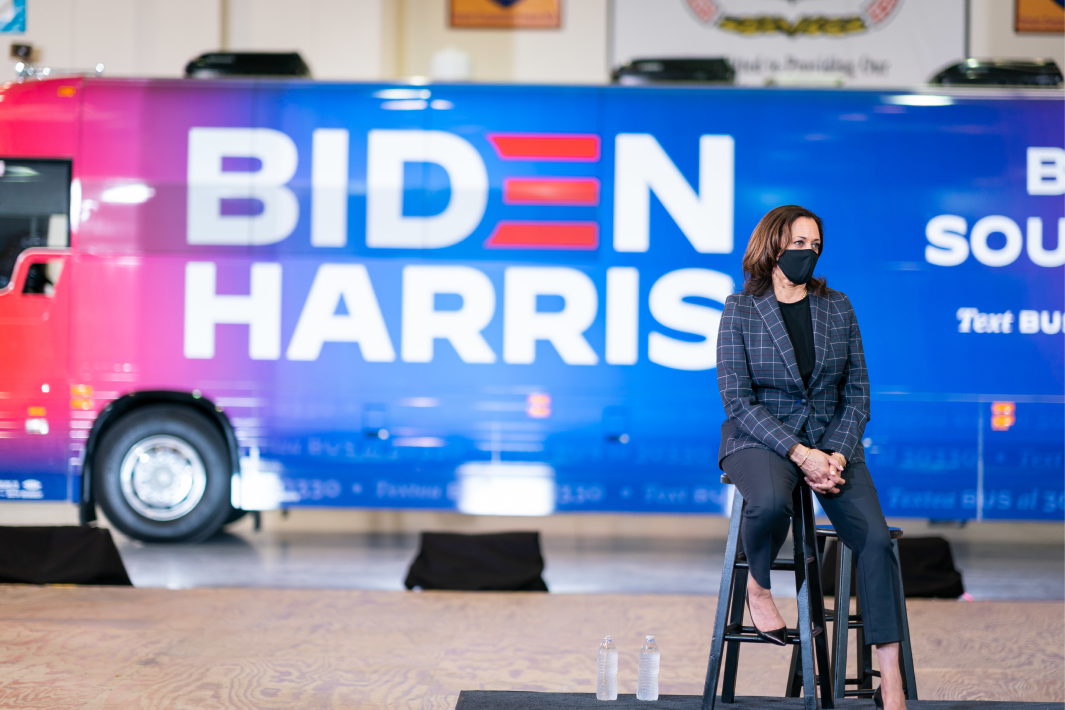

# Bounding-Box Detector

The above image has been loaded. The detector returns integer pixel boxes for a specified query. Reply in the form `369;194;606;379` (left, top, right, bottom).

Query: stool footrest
735;560;800;572
723;623;824;642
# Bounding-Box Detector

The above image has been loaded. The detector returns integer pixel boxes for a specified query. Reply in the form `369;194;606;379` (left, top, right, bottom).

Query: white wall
1;0;1060;82
397;0;608;83
227;0;391;80
969;0;1065;68
6;0;219;77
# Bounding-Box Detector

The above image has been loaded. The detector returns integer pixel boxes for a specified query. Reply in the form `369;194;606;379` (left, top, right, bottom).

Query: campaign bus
0;76;1061;541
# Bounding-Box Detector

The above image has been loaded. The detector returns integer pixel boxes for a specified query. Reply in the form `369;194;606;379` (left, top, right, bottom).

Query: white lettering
1027;147;1065;195
311;129;349;247
187;128;298;246
958;308;1016;334
605;267;639;365
1001;311;1015;333
1019;310;1040;333
613;134;734;254
1041;310;1062;335
648;268;734;371
401;266;496;363
1027;217;1065;267
956;307;977;332
503;267;598;365
286;264;395;361
366;129;488;249
184;262;282;359
925;215;969;266
970;215;1023;267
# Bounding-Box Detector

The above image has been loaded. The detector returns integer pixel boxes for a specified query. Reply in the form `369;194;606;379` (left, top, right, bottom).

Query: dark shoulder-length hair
741;205;828;297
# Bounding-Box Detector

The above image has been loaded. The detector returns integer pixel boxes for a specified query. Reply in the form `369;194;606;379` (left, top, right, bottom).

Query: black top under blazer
716;288;870;466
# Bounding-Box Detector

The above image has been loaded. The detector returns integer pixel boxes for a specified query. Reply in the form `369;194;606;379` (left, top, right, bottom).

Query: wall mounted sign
450;0;561;29
1016;0;1065;33
614;0;965;87
0;0;25;34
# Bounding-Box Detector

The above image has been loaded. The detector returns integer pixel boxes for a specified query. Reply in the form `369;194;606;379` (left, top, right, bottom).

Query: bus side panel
65;79;1064;520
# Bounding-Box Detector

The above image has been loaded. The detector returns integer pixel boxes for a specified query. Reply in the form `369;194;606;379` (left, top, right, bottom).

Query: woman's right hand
790;445;845;494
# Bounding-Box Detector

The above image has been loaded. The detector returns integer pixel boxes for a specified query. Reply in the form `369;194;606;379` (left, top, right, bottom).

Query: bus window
0;159;71;290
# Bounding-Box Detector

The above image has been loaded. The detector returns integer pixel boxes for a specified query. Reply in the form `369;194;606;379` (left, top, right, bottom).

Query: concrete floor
3;503;1062;600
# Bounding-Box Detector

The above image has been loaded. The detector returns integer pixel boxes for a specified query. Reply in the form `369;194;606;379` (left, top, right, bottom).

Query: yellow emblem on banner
450;0;561;29
1016;0;1064;33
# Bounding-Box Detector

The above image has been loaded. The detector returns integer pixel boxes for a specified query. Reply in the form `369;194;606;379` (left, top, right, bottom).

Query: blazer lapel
753;291;805;390
809;292;830;385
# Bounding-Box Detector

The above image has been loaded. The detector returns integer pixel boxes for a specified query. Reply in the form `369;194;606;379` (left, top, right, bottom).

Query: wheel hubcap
119;435;207;521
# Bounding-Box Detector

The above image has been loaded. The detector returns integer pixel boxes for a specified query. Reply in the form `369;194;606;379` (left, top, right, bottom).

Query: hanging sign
1016;0;1065;33
613;0;966;87
450;0;561;29
0;0;25;34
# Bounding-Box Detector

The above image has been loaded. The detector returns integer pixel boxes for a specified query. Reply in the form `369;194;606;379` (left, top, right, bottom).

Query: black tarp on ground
0;526;132;585
405;531;548;591
454;692;1063;709
822;536;965;599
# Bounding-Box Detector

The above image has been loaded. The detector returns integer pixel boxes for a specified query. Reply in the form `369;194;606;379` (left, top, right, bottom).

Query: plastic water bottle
596;635;618;700
637;635;660;701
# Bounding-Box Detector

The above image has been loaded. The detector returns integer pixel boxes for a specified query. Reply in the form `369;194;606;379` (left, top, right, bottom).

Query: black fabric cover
0;526;132;585
821;536;964;599
404;531;548;591
455;690;1061;709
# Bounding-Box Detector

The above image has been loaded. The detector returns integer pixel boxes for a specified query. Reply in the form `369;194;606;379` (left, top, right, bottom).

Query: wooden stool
702;475;834;710
815;525;919;701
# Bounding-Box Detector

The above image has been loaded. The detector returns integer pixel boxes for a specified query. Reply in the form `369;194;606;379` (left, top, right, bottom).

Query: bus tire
94;404;232;543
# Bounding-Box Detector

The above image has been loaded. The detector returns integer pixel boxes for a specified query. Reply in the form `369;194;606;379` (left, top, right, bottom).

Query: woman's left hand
799;449;845;494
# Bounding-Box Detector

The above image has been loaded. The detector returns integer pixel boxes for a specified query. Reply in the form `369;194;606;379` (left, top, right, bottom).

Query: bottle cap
604;635;611;640
646;635;654;640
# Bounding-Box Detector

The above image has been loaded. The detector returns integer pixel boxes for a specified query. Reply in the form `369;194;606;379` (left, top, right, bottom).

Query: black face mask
777;248;819;286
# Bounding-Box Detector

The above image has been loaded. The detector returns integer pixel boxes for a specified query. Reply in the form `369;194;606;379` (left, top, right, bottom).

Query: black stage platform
454;692;1065;710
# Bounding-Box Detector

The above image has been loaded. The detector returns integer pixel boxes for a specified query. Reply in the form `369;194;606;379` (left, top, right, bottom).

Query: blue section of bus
243;85;1064;520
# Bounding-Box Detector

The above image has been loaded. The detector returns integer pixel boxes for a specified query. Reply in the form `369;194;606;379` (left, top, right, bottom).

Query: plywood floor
0;587;1061;709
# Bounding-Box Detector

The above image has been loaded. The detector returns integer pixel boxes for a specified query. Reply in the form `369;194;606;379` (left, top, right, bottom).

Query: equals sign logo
483;132;600;250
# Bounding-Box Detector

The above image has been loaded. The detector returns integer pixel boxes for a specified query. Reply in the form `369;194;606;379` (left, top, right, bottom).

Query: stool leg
832;543;853;700
790;485;818;710
892;539;919;700
720;563;748;703
800;489;834;708
855;585;873;692
786;643;803;697
703;489;745;710
785;501;804;698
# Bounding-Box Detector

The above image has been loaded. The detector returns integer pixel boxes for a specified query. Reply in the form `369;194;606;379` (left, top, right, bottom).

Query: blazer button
801;399;808;405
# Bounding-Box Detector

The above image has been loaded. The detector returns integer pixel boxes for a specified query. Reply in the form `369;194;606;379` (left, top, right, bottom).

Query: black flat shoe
745;592;788;646
873;686;883;709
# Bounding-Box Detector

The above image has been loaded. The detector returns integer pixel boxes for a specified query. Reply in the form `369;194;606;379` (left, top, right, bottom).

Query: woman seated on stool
717;205;906;710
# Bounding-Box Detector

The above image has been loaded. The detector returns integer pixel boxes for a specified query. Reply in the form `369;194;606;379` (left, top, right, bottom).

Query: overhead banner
612;0;966;87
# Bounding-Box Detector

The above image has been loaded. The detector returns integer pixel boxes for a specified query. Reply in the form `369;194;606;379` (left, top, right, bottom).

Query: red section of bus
486;133;600;161
503;177;600;205
0;80;82;158
483;222;599;249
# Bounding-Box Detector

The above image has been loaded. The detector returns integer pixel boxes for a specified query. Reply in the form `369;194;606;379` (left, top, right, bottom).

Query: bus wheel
94;404;232;543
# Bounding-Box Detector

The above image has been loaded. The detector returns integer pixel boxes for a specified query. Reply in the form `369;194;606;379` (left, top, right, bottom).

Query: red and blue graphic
0;77;1061;521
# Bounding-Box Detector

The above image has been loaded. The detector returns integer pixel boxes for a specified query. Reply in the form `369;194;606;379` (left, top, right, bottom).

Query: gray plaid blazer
716;288;869;466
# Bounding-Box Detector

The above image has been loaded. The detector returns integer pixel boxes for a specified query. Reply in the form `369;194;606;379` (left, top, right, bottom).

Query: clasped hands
788;444;846;495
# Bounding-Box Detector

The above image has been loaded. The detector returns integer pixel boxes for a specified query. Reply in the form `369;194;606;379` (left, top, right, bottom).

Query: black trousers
721;446;903;646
